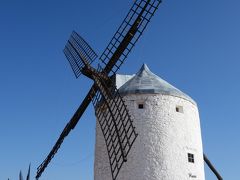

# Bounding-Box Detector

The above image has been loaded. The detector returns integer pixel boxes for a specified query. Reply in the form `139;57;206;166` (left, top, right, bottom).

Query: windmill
36;0;162;179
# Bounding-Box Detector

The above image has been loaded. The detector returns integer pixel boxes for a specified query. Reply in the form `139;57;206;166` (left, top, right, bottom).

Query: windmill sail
100;0;162;75
64;31;98;78
91;71;137;180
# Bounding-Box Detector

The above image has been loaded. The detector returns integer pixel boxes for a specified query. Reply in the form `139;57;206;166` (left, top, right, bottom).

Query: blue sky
0;0;239;179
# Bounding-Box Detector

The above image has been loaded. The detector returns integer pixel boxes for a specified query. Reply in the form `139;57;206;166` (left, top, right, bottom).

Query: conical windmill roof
118;64;196;104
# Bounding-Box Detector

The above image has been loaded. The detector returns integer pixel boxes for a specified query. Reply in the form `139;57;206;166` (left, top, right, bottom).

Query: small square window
138;103;144;109
188;153;194;163
176;106;183;113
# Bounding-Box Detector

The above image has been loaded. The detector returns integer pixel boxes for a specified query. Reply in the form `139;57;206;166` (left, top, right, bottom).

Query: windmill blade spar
36;86;96;179
204;154;223;180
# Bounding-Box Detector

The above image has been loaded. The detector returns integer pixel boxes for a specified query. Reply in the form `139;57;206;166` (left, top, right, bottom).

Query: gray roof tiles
117;64;196;104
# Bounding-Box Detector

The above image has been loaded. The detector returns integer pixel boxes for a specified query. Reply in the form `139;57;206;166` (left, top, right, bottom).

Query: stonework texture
94;94;205;180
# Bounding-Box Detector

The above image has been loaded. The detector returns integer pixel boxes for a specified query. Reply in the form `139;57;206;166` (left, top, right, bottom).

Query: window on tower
176;105;183;113
138;103;144;109
188;153;195;163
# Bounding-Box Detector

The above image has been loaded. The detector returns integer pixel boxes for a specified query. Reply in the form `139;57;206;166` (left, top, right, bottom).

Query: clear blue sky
0;0;239;179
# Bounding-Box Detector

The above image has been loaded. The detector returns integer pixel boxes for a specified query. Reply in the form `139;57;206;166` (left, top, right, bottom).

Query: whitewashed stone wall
94;94;205;180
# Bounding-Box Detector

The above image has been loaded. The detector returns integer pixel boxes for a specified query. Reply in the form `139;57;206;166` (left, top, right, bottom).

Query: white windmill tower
94;64;205;180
